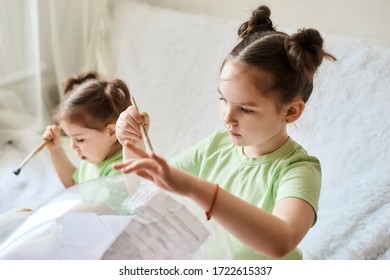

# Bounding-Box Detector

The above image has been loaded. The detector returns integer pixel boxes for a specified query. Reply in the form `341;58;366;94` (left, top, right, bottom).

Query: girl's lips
77;153;87;160
228;130;241;137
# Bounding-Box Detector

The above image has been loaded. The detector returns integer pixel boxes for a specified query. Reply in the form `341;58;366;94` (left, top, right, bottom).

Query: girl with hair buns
43;71;132;189
114;5;335;259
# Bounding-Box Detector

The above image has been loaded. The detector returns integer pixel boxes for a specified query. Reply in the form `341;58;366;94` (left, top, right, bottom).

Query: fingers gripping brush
13;140;48;176
130;96;154;154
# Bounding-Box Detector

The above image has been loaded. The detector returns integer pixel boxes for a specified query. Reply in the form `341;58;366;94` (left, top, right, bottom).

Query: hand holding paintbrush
130;96;154;154
13;125;59;176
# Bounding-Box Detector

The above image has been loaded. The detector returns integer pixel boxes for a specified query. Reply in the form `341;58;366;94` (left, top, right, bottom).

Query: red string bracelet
206;184;219;220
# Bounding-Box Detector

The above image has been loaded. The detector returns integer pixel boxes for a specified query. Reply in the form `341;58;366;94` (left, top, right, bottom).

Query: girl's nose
70;139;77;149
223;107;237;127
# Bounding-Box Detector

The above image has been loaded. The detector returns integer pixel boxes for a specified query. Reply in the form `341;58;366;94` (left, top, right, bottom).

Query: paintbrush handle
17;140;48;168
130;96;154;153
139;122;154;153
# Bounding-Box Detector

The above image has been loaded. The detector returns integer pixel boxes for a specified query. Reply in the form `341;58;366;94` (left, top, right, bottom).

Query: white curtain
0;0;108;143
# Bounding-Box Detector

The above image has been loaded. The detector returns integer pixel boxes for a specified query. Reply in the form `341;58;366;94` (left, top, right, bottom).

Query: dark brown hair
224;5;335;106
54;71;132;131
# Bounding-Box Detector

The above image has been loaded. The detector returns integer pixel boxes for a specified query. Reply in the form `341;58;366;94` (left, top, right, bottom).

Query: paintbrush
13;140;48;175
130;96;154;153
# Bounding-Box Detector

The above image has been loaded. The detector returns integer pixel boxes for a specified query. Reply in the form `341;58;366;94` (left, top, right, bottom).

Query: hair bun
63;71;100;94
105;79;131;102
285;28;335;77
238;5;274;39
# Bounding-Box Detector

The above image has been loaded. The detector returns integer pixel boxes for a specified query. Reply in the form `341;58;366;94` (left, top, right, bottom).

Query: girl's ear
284;98;305;123
106;123;116;139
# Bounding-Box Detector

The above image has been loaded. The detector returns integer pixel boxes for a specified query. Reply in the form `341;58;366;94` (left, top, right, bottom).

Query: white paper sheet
102;192;210;259
0;174;212;260
54;191;209;260
56;213;133;259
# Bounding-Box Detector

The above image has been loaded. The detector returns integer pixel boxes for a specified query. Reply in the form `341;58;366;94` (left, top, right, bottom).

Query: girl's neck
105;141;122;160
243;130;288;158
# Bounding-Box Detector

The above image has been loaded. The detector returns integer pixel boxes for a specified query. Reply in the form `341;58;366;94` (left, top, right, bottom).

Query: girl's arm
43;125;76;188
113;142;315;258
48;148;76;188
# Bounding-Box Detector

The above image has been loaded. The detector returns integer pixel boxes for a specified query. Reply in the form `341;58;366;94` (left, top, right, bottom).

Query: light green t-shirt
170;130;321;260
72;151;123;184
72;150;128;214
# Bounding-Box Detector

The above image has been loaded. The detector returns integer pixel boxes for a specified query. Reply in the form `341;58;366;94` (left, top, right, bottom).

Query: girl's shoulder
206;129;231;145
196;129;234;154
287;138;320;164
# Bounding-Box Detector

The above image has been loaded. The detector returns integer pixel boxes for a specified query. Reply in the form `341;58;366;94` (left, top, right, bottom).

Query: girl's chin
81;156;99;163
229;137;245;147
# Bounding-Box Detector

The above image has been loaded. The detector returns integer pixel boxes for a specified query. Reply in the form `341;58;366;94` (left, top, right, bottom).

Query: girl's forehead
220;61;247;80
220;63;275;98
221;62;274;86
60;121;94;136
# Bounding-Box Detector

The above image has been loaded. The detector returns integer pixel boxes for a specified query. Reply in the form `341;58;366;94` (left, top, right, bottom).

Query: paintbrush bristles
12;140;48;176
13;168;21;176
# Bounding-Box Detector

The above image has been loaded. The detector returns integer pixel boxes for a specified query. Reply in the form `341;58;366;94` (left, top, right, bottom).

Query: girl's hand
113;141;188;196
116;106;150;147
42;125;63;152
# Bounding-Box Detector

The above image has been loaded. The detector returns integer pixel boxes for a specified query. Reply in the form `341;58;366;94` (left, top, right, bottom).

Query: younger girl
43;71;132;188
114;5;335;259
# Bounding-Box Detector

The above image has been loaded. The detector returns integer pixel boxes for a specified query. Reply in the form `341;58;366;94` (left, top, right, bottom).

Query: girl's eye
241;107;254;113
219;97;227;102
76;139;84;143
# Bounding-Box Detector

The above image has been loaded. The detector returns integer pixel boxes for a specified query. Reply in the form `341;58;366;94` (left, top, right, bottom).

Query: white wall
137;0;390;45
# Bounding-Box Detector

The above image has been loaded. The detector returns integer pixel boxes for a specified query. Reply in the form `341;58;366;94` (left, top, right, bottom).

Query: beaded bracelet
206;184;219;220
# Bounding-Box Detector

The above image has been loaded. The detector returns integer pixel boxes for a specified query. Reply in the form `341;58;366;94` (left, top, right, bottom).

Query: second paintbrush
130;96;154;153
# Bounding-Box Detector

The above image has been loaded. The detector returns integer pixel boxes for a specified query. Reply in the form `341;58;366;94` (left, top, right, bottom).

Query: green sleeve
276;160;321;225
